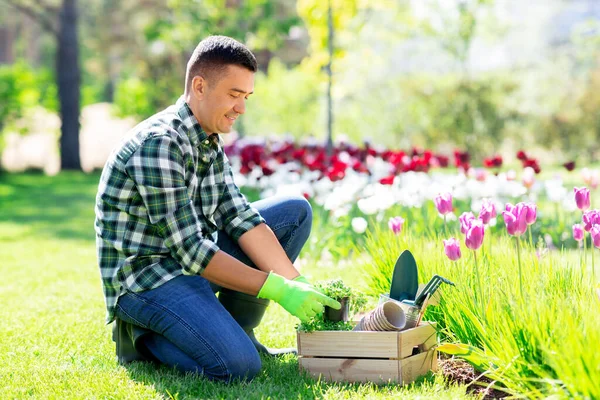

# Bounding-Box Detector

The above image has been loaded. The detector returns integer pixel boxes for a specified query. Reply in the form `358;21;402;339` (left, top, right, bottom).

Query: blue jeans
114;195;312;382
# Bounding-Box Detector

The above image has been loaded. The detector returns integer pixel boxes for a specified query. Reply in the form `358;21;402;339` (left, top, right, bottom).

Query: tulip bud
443;238;462;261
465;220;485;250
573;224;584;242
434;192;453;215
591;225;600;249
479;199;497;225
574;187;591;211
503;202;528;236
388;216;405;235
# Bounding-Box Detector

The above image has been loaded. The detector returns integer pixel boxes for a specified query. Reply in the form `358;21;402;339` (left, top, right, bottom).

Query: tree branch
2;0;58;36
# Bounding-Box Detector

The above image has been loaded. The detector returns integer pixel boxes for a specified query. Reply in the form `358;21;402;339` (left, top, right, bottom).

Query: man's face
192;64;254;134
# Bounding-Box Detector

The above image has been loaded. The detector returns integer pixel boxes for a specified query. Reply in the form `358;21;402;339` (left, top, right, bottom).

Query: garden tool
389;250;419;302
403;274;455;309
218;288;297;357
400;274;455;329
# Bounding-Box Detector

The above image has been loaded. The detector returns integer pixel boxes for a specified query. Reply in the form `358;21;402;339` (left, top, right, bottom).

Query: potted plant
298;279;367;332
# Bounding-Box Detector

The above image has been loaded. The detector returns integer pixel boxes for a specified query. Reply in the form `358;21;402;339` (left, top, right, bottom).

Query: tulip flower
434;193;453;215
479;199;497;225
582;210;600;232
591;225;600;279
459;212;476;234
465;220;485;250
388;216;405;235
524;203;537;225
503;203;528;237
574;187;591;211
573;224;584;242
591;225;600;249
504;202;529;298
443;238;462;261
351;217;368;234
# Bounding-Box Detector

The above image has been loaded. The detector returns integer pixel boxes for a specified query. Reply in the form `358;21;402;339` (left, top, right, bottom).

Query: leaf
437;343;490;371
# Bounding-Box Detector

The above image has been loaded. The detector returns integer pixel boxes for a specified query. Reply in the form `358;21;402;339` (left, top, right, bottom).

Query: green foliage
398;74;521;157
360;222;600;397
316;278;367;312
315;278;353;299
113;77;156;120
296;318;355;333
297;279;367;332
0;61;57;132
0;172;472;399
244;59;323;138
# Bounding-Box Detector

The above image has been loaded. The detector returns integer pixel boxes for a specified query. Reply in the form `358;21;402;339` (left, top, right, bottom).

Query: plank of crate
399;349;437;384
398;322;437;359
297;331;398;358
299;357;399;383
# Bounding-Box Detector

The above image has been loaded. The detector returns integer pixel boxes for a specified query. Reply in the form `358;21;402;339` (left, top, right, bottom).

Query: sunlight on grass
0;172;473;399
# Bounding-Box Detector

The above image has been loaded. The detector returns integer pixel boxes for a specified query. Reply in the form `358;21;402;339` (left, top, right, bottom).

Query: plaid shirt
95;96;264;324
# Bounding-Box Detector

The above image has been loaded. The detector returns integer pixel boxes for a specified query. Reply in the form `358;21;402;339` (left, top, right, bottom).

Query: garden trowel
389;250;419;302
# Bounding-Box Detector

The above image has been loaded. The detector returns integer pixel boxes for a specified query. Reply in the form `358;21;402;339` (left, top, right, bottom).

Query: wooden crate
297;322;437;384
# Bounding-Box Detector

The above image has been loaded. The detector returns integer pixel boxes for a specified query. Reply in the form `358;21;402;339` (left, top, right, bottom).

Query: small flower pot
324;296;350;322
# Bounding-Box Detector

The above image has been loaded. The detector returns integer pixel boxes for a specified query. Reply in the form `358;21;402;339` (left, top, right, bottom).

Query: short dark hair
185;36;257;93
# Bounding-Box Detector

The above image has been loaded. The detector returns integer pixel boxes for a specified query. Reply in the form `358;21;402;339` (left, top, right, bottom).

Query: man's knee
220;346;262;382
284;195;312;228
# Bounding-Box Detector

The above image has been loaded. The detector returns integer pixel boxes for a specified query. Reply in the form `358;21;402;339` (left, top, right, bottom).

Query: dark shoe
218;289;297;356
112;318;156;364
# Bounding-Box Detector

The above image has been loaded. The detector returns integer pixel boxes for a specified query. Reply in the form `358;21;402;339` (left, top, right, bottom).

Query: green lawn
0;172;472;399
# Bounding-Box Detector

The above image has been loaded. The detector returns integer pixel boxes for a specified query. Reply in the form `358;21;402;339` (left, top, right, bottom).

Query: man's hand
258;272;340;322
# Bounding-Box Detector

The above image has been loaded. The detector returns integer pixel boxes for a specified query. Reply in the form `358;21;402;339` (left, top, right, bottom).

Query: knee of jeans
289;195;312;230
223;348;262;382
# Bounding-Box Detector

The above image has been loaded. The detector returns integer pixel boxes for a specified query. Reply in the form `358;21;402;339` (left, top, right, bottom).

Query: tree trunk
0;26;15;64
57;0;81;170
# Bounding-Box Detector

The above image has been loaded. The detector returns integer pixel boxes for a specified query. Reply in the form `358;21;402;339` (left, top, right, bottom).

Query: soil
439;356;510;399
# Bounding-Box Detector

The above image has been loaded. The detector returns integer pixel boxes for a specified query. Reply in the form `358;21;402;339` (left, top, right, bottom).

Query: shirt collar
176;96;220;149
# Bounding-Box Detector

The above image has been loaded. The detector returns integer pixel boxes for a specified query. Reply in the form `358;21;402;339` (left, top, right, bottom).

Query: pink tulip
524;202;537;225
583;210;600;232
443;238;462;261
434;193;453;215
388;216;405;235
573;224;584;242
479;199;497;225
574;187;591;211
503;202;528;236
459;212;476;234
465;219;485;250
591;225;600;248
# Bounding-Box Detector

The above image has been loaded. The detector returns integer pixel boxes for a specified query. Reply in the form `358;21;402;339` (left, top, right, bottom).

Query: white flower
351;217;368;234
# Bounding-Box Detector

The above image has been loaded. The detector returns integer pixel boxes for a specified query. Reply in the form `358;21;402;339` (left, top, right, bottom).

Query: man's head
184;36;257;134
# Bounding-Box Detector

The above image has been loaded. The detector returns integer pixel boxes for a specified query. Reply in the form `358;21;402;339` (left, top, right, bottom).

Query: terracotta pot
324;296;350;322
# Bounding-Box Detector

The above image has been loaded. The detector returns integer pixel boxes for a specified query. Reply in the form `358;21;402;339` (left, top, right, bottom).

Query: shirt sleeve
214;151;265;241
125;133;219;275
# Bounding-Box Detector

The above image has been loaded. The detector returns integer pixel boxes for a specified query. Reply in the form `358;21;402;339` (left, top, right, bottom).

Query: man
95;35;340;382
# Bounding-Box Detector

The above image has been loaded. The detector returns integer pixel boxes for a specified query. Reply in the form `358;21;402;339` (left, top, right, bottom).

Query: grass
0;172;473;399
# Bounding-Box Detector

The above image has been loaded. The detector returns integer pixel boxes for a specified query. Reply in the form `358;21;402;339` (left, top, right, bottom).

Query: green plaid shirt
95;96;264;323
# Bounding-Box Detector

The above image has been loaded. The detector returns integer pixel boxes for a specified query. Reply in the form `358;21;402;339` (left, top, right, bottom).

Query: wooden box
297;322;437;384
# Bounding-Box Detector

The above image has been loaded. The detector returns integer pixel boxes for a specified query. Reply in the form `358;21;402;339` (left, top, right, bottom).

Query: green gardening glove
292;275;311;285
258;272;341;322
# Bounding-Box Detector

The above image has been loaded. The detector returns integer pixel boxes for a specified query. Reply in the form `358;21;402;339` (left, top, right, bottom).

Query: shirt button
204;140;209;145
202;156;209;163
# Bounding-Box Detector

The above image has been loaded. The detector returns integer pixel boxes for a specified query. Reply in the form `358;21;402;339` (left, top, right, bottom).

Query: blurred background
1;0;600;174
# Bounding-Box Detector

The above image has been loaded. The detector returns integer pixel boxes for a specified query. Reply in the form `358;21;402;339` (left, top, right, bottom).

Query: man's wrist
257;272;286;301
292;275;311;285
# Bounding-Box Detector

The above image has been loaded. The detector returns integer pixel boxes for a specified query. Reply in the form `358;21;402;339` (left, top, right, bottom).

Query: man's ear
191;75;207;100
